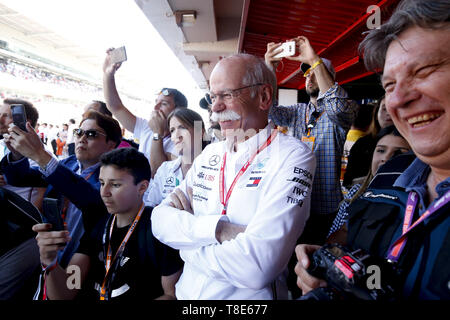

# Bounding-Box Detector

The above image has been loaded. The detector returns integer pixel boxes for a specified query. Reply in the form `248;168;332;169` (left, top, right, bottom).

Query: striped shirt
270;84;358;215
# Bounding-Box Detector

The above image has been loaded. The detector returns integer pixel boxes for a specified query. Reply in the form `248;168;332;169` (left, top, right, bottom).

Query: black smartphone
41;198;64;231
11;104;27;131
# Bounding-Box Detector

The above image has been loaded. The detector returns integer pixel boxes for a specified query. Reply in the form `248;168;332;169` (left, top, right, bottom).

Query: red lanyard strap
387;190;450;263
100;203;145;300
219;129;277;215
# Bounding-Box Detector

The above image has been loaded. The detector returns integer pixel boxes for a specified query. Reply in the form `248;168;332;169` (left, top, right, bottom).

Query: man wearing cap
265;37;358;244
103;48;188;177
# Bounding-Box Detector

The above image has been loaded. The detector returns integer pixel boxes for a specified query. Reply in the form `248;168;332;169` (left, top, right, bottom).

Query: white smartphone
110;46;127;64
273;41;296;59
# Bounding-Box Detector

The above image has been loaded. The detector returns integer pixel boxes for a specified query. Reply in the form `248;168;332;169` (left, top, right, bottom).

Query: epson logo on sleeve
293;167;313;180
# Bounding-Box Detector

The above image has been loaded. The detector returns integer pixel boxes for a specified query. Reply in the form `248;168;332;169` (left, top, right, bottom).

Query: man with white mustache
151;53;316;299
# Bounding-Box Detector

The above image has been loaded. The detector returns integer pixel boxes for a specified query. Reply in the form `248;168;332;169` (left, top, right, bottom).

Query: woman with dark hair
146;108;208;207
343;95;394;190
328;125;411;241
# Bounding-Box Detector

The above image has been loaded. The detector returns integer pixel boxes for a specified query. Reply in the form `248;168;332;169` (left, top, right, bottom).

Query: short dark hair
353;104;375;131
359;0;450;72
375;124;405;142
92;100;112;117
3;98;39;128
160;88;188;108
100;148;151;184
81;110;122;147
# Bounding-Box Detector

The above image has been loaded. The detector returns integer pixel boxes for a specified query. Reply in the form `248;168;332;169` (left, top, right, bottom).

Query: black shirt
76;207;183;301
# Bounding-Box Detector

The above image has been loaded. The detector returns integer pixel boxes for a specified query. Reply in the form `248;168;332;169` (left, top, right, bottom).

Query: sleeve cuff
38;155;59;177
193;214;229;244
317;83;338;100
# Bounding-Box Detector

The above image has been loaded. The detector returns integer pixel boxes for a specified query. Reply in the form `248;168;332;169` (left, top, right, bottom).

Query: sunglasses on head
159;88;171;96
73;128;107;139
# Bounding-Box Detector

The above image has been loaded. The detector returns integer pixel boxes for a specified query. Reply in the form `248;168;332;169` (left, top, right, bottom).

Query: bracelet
303;59;323;77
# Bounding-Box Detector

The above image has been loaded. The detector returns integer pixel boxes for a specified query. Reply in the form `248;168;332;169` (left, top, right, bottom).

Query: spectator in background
265;36;359;246
103;48;188;177
32;148;183;300
0;98;47;211
340;103;375;190
152;53;316;300
82;100;112;118
38;123;48;144
146;108;208;208
343;96;392;189
67;118;76;156
46;124;58;155
56;124;68;159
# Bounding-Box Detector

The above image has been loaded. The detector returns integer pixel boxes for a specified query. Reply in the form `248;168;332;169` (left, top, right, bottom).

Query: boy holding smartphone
33;147;183;300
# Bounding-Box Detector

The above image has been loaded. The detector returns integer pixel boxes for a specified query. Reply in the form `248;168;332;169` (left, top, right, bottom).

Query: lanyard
100;203;145;300
219;130;277;215
305;108;324;137
387;190;450;263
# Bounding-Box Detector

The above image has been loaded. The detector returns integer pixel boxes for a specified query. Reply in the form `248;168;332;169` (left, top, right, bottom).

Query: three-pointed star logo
209;155;221;166
166;177;175;184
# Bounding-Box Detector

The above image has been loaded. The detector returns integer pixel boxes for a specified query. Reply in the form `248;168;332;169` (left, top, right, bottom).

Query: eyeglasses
205;83;264;105
73;128;107;140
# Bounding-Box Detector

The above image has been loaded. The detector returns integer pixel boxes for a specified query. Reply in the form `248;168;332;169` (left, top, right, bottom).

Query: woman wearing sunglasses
146;108;208;208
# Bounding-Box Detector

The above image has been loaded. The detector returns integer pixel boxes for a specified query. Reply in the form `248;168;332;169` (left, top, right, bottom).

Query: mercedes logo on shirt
209;155;221;166
166;177;175;184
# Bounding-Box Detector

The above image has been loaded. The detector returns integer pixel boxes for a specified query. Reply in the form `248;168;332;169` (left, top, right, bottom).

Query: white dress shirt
152;122;316;299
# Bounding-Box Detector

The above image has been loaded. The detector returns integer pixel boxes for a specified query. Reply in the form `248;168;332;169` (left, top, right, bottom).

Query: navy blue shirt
392;158;450;299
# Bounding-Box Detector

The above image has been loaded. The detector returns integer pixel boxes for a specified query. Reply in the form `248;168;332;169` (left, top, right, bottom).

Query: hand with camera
32;223;70;267
285;36;320;66
4;122;52;167
264;42;283;71
103;47;123;78
294;243;327;294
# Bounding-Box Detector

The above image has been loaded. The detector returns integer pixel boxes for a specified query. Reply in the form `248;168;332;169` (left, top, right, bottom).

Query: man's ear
258;84;273;111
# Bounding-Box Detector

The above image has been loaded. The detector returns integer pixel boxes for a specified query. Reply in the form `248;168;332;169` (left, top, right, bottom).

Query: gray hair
359;0;450;72
225;53;278;99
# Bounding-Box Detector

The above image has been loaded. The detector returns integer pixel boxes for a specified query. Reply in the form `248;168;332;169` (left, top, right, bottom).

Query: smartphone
110;46;127;64
41;198;64;231
11;104;27;131
273;41;296;59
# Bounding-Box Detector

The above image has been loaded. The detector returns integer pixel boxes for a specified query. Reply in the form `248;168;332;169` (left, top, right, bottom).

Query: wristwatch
152;133;161;141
